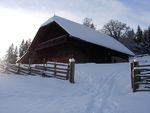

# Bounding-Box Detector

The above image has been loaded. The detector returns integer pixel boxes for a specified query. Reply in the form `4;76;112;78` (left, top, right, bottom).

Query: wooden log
20;69;30;75
46;66;69;71
136;89;150;92
138;64;150;67
135;82;150;84
43;71;54;77
7;68;17;73
46;68;67;74
145;86;150;89
137;73;150;75
134;68;150;71
136;75;150;77
47;62;68;67
36;65;69;71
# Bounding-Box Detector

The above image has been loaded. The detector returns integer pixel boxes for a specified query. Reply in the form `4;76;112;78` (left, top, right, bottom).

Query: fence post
131;62;134;89
54;62;56;77
133;60;139;92
17;63;20;74
5;64;8;72
66;64;70;80
28;58;31;75
69;58;75;83
43;58;47;71
42;58;46;77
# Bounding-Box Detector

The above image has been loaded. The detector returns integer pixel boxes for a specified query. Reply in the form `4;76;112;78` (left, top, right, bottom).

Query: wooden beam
34;35;67;51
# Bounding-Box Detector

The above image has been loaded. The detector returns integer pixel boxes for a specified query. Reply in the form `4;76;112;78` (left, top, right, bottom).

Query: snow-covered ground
0;58;150;113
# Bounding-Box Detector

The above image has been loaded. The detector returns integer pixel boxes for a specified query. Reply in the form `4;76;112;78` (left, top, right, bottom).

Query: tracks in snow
85;68;125;113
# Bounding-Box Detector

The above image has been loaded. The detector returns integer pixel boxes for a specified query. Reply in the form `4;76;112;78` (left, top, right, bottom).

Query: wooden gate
131;61;150;92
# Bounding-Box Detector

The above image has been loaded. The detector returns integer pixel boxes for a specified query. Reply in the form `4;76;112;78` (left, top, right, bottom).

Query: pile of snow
0;63;150;113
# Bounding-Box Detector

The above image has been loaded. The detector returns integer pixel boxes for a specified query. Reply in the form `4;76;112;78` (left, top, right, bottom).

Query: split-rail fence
0;59;75;83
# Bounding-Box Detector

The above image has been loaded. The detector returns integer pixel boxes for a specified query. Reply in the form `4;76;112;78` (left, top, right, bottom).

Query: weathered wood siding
68;37;128;63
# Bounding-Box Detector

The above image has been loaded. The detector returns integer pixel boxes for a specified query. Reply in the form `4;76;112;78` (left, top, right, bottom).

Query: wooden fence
2;59;75;83
131;61;150;92
0;64;5;72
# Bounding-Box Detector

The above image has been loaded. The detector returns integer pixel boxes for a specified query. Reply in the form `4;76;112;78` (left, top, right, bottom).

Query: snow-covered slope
0;63;150;113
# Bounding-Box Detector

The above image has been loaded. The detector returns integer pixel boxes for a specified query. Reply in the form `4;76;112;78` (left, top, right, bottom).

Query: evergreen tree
19;39;31;58
147;27;150;42
19;39;25;58
13;46;18;63
136;25;143;43
24;41;29;52
25;38;31;51
127;29;135;39
5;43;18;64
119;29;136;51
141;27;150;53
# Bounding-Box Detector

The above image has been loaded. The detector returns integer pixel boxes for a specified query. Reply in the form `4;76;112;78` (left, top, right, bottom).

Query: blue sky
0;0;150;58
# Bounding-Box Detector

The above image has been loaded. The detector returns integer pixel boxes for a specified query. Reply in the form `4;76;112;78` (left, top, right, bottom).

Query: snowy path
0;63;150;113
76;63;150;113
77;64;130;113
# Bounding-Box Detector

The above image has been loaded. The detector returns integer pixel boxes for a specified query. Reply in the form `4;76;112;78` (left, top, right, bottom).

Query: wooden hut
17;16;134;64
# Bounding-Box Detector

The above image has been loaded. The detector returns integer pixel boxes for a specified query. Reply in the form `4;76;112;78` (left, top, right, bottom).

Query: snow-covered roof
41;16;134;56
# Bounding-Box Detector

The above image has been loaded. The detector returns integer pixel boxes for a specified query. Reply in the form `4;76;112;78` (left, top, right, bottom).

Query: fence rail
1;59;75;83
131;61;150;92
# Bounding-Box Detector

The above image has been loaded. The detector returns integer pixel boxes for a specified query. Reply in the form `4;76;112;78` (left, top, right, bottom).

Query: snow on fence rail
131;61;150;92
1;59;75;83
